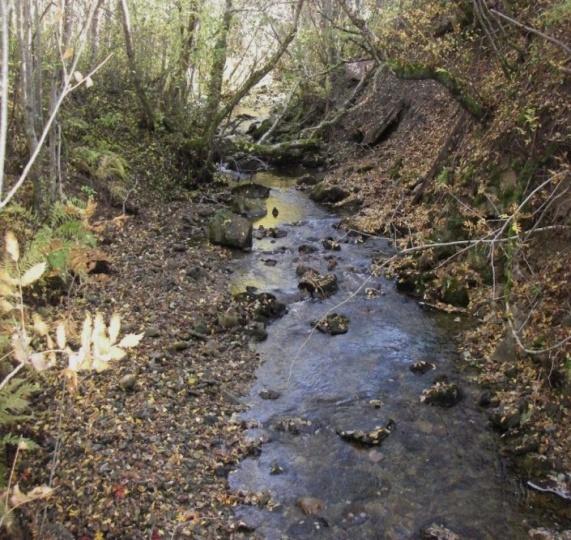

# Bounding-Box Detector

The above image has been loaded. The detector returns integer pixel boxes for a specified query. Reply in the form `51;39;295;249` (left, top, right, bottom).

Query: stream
227;170;545;539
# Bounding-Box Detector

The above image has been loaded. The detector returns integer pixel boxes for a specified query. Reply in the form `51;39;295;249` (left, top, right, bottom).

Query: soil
17;194;262;539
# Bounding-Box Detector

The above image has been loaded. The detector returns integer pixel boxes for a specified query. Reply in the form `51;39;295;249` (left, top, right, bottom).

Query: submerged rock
259;389;281;400
254;226;287;240
298;244;318;254
312;313;349;335
420;380;462;407
297;497;325;516
208;209;253;250
298;269;338;298
337;420;395;446
310;182;349;204
421;523;461;540
273;416;314;435
296;174;319;187
231;196;267;218
230;182;270;199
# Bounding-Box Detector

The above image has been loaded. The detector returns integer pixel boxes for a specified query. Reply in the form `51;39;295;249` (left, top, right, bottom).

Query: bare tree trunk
0;0;12;198
118;0;155;129
90;0;106;65
202;0;233;152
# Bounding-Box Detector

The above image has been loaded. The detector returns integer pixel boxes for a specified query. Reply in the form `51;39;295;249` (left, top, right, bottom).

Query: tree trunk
118;0;155;129
202;0;233;153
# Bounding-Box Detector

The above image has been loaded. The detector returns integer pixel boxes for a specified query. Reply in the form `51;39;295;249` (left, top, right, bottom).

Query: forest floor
18;194;262;539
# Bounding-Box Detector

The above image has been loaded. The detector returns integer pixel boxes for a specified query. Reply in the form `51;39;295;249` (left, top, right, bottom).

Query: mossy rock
208;209;253;250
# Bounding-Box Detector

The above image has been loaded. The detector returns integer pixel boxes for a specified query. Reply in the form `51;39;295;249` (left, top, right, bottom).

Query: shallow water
229;171;546;539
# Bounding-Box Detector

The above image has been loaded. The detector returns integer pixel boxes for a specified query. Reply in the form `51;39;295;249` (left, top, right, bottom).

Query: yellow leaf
20;262;46;286
62;47;74;60
118;333;143;349
32;314;49;336
0;299;14;313
5;231;19;262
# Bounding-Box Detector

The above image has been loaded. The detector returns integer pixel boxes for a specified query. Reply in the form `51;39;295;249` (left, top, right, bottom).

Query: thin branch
490;8;571;57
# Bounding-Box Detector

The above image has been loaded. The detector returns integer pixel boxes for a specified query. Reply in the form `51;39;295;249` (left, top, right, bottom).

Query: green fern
0;378;38;426
73;146;128;182
17;201;97;280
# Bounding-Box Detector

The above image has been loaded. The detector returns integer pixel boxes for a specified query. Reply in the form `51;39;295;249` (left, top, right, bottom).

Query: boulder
208;209;253;250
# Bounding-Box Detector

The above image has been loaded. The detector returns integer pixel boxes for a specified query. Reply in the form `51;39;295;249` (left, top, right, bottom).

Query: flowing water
228;170;546;539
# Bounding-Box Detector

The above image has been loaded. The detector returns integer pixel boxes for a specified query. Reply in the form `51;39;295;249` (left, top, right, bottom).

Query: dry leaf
119;333;143;348
32;314;49;336
20;262;46;287
56;323;66;349
10;484;53;507
109;313;121;344
5;231;19;262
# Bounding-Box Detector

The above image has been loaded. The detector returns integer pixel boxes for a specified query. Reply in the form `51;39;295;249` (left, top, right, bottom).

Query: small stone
218;309;240;329
259;389;281;400
170;341;190;352
322;237;341;251
270;461;285;475
172;243;187;252
119;373;137;391
298;244;317;255
145;327;161;338
297;497;325;516
410;361;436;375
337;420;395;446
368;449;384;463
365;287;380;298
369;399;382;408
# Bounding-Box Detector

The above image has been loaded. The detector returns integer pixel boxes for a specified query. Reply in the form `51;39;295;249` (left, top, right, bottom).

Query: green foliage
543;0;571;26
95;111;124;131
19;201;97;281
0;377;39;484
0;379;37;427
73;145;128;183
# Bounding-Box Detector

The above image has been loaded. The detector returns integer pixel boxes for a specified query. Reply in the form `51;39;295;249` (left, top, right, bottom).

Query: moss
387;61;486;119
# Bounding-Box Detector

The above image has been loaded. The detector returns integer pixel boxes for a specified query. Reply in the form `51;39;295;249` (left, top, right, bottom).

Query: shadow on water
229;170;549;539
